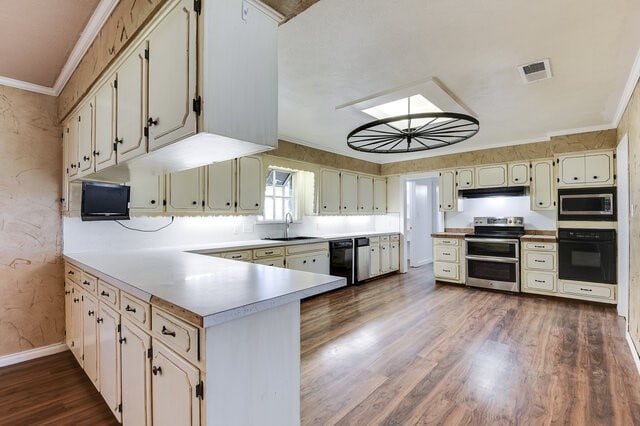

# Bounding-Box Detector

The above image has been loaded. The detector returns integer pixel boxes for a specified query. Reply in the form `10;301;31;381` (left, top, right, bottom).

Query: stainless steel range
465;217;525;292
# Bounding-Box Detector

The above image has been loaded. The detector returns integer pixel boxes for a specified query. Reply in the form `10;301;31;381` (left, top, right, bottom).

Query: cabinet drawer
220;250;252;262
524;242;556;251
253;247;284;259
434;262;459;280
524;271;556;292
525;252;556;271
435;246;458;262
390;234;400;242
369;236;380;245
80;271;98;294
253;257;285;268
98;280;120;309
380;235;390;242
152;308;199;364
560;282;615;300
285;242;328;255
65;263;82;284
121;293;151;330
434;238;459;246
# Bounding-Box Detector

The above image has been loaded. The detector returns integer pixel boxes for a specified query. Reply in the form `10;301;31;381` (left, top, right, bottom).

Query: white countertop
65;248;345;328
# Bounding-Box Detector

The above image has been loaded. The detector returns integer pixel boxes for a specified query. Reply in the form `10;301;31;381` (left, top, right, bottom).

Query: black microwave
557;187;616;221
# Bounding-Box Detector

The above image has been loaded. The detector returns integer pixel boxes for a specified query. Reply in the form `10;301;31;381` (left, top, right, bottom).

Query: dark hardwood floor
1;265;639;425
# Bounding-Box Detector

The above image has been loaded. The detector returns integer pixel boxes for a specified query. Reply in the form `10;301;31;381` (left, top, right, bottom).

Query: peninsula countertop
64;248;346;328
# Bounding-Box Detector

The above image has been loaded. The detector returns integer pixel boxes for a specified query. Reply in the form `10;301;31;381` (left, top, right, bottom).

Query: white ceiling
277;0;640;163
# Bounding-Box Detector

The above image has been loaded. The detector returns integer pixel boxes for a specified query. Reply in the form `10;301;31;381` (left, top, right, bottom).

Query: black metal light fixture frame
347;112;479;153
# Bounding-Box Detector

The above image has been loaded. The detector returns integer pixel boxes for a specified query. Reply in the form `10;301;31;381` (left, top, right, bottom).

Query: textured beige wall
380;130;617;175
58;0;165;119
0;85;64;357
618;81;640;350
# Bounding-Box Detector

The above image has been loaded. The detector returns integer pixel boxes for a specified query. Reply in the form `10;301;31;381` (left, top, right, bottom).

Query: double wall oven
465;217;524;292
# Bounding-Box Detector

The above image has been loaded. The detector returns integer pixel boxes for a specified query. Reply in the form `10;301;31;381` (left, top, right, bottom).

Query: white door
457;168;474;189
152;341;200;426
340;172;358;214
475;164;508;188
206;160;236;213
116;42;148;162
71;287;83;364
531;160;554;210
357;176;374;214
166;168;203;212
319;169;340;214
147;0;197;150
98;305;121;421
121;318;152;426
585;152;614;185
410;183;432;266
559;155;585;185
129;174;165;212
373;178;387;214
94;76;117;171
438;170;456;212
77;100;94;176
508;162;529;186
82;293;99;389
370;245;381;277
380;242;390;273
237;156;263;214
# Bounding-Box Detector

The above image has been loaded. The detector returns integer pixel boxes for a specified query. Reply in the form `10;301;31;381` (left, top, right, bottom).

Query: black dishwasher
329;239;354;285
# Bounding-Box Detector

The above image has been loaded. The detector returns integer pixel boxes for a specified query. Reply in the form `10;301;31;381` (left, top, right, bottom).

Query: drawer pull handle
83;280;91;286
534;279;545;283
265;251;273;255
161;326;176;337
101;290;110;297
65;290;71;295
73;298;80;303
119;337;127;344
534;260;545;263
125;305;137;313
534;245;545;248
580;287;593;292
68;270;75;275
152;366;162;375
442;269;451;273
96;317;103;324
231;255;241;259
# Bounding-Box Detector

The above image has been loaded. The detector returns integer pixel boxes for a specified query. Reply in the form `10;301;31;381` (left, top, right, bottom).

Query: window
264;168;295;221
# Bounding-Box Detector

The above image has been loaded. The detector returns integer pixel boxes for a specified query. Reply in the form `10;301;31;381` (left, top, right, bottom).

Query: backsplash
445;196;556;230
63;213;401;253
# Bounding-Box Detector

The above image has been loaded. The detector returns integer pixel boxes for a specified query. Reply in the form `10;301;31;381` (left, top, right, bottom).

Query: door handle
161;325;176;337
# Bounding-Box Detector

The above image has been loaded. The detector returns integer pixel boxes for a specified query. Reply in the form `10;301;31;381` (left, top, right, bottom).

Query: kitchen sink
262;236;320;241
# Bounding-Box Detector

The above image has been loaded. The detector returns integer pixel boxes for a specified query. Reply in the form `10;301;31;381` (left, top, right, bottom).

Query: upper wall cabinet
77;100;95;178
128;174;165;214
94;76;117;172
319;169;341;215
206;160;236;214
475;164;508;188
508;162;529;186
147;0;197;151
531;159;554;210
340;172;359;214
64;115;79;180
438;169;457;212
373;178;387;214
357;176;374;214
237;156;264;215
457;168;474;189
557;150;615;187
166;167;204;212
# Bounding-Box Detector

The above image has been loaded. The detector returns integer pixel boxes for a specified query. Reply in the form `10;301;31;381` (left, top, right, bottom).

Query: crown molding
613;47;640;127
0;75;56;96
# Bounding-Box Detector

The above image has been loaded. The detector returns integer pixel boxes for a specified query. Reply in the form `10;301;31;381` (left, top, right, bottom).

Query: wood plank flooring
1;265;639;425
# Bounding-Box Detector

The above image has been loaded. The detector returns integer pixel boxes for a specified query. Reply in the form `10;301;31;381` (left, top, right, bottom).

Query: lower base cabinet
120;318;152;425
433;237;464;284
98;305;122;422
82;293;100;389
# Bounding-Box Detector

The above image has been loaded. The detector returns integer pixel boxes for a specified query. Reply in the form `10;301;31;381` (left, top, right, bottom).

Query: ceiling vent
518;59;552;84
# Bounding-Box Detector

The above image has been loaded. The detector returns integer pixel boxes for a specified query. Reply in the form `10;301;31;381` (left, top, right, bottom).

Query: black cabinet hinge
614;174;617;180
144;48;149;60
194;0;201;14
144;127;149;137
78;115;81;122
163;200;167;206
553;201;556;206
117;323;121;333
195;381;204;399
556;178;559;183
81;354;84;361
147;347;153;359
202;200;205;207
193;96;202;115
114;79;118;89
113;141;118;152
118;403;122;413
613;153;617;159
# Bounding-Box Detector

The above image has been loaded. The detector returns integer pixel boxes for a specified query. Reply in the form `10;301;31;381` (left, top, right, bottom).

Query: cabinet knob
323;206;327;209
73;298;80;303
593;176;598;179
150;200;156;204
466;182;470;185
83;280;90;286
65;290;70;295
152;366;162;375
447;204;451;208
119;337;127;344
303;260;307;264
83;155;90;161
226;202;231;206
67;270;75;275
147;117;159;127
115;138;123;144
88;310;94;317
539;202;543;205
514;178;519;181
96;317;103;324
255;203;259;207
312;259;316;262
192;201;197;205
93;150;100;156
573;177;578;180
344;206;347;209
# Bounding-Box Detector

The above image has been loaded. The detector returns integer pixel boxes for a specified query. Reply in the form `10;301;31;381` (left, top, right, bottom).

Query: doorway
405;177;439;268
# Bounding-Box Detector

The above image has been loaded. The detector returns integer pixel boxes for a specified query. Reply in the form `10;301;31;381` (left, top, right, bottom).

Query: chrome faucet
284;212;294;239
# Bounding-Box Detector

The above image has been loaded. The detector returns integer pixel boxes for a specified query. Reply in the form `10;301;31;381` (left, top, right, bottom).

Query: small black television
81;181;131;221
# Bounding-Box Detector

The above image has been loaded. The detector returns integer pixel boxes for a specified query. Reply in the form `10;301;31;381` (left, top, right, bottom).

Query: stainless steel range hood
461;186;529;198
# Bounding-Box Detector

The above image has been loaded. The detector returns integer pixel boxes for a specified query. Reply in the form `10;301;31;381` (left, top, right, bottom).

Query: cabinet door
65;281;74;349
206;159;236;213
121;318;152;426
71;286;84;364
531;160;554;210
129;174;165;213
286;253;312;272
98;305;121;422
308;252;330;274
77;100;95;177
237;156;263;214
585;152;614;185
116;42;148;162
390;241;400;271
67;115;79;179
373;178;387;214
457;168;474;189
166;167;203;211
475;164;508;188
370;245;381;277
380;242;390;273
147;0;197;150
438;170;457;212
508;162;529;186
94;76;117;171
82;293;99;389
152;341;200;426
558;155;585;186
357;176;374;214
340;172;358;214
319;169;341;214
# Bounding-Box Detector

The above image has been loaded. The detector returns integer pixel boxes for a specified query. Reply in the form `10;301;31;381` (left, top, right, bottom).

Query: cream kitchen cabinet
120;318;152;426
77;100;95;177
206;159;236;214
357;176;374;214
457;168;474;189
64;114;80;180
93;76;117;171
475;164;508;188
390;235;400;271
237;156;263;215
380;240;391;273
531;159;555;210
438;169;457;212
557;150;615;187
151;340;201;426
369;237;381;277
319;169;341;215
386;175;401;213
433;237;464;284
508;161;529;186
116;42;148;163
521;241;557;296
166;167;204;212
98;304;122;421
65;280;79;352
286;251;330;274
147;0;197;151
373;177;387;214
129;173;165;213
253;247;285;268
341;171;359;214
82;292;100;390
70;286;84;364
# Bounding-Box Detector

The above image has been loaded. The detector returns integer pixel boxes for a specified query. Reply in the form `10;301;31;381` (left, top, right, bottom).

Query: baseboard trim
0;343;67;368
626;330;640;376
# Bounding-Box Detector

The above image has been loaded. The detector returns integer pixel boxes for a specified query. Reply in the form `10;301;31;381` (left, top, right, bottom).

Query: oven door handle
464;238;520;244
466;255;519;264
